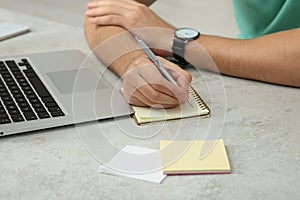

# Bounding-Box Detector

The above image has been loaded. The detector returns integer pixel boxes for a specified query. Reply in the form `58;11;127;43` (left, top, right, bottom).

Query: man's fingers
88;0;143;8
160;57;192;83
85;2;139;29
123;72;181;106
125;87;179;108
122;62;186;107
87;0;137;11
167;69;190;90
86;5;129;17
137;65;189;103
89;15;126;27
138;84;181;105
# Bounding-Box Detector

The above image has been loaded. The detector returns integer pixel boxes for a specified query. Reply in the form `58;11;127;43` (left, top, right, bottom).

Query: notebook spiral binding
189;87;210;111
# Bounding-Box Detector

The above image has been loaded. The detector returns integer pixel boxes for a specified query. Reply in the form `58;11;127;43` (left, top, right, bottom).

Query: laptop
0;49;133;136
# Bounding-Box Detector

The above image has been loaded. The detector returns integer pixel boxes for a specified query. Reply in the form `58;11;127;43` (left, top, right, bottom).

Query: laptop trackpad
47;69;108;94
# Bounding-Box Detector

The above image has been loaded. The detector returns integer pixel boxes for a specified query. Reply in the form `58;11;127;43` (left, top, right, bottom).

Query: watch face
175;28;199;40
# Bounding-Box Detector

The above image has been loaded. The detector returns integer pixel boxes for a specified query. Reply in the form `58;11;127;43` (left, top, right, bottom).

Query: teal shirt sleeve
233;0;300;39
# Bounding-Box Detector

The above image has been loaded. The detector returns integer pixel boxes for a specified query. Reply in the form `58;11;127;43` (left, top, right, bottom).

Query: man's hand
85;0;174;51
86;0;171;30
122;56;192;108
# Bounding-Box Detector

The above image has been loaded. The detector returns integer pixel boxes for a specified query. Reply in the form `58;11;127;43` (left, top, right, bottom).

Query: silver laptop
0;49;133;136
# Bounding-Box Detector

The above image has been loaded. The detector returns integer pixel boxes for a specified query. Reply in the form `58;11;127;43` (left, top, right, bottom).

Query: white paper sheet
99;145;166;183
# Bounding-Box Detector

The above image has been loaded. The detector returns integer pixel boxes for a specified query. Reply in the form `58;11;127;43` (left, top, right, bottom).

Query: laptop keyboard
0;58;65;124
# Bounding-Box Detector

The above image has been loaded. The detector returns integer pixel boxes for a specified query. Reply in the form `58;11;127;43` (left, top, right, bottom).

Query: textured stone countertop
0;8;300;200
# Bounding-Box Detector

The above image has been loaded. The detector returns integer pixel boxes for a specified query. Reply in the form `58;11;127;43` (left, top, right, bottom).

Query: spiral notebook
132;87;210;125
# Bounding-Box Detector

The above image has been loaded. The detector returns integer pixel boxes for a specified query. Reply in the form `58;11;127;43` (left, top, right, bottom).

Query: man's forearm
186;28;300;87
85;17;146;76
84;0;157;77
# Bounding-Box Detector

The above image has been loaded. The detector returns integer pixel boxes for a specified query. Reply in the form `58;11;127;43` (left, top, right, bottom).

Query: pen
134;36;193;107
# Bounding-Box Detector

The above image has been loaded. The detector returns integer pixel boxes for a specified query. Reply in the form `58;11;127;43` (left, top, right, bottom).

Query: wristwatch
172;27;200;66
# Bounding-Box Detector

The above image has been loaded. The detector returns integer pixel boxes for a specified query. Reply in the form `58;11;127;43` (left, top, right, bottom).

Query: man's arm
84;2;142;76
86;1;300;87
84;0;156;76
186;28;300;87
84;0;192;108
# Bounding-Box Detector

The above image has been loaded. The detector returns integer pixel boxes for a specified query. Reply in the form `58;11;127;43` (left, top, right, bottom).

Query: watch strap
172;36;188;65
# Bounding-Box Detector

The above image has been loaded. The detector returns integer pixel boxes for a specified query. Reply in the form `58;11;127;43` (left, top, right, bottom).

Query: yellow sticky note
160;139;231;175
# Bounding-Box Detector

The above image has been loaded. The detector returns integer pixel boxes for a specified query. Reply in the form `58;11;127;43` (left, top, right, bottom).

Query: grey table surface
1;8;300;200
